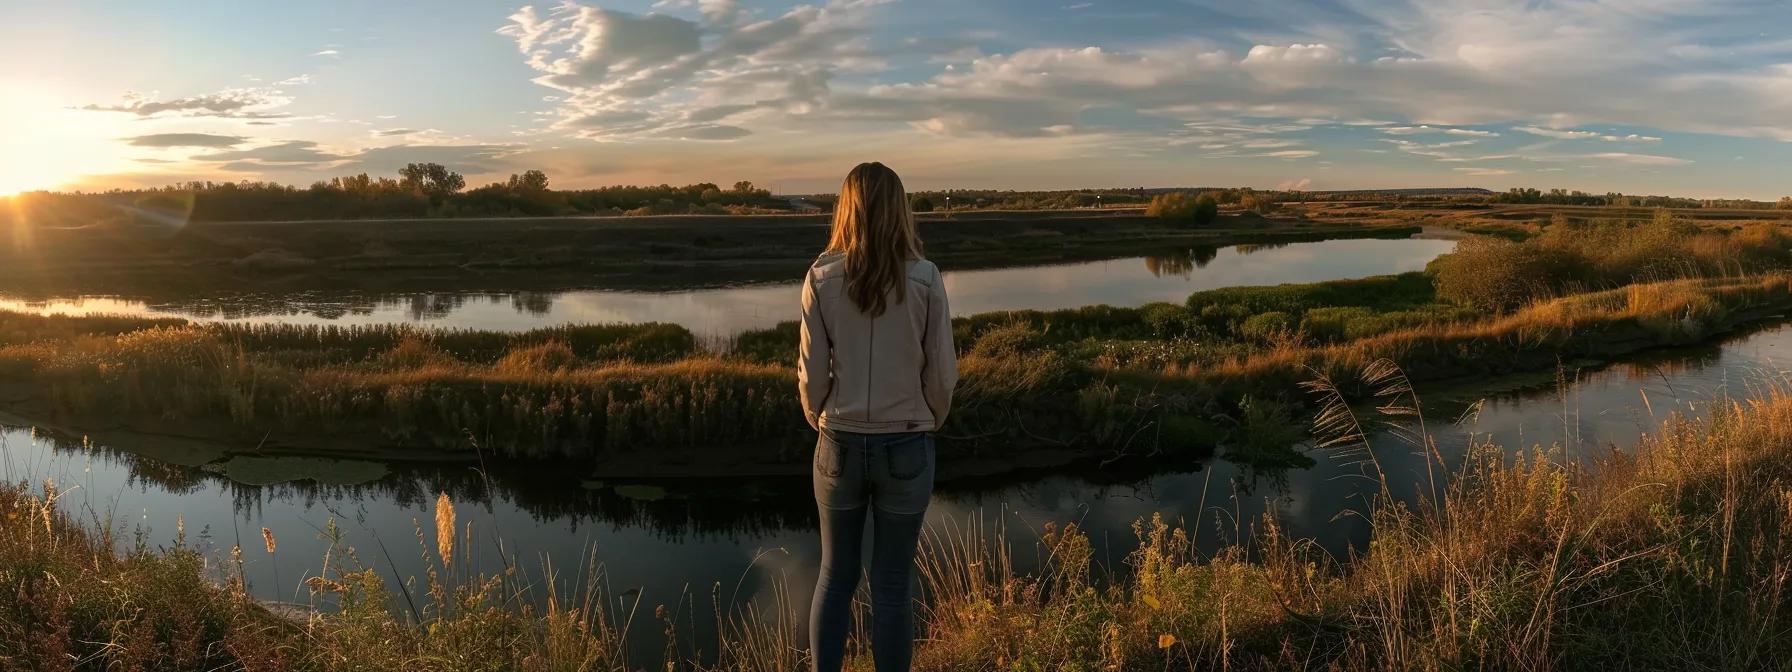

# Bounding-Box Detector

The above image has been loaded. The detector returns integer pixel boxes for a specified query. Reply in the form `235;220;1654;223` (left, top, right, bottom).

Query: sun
0;84;131;195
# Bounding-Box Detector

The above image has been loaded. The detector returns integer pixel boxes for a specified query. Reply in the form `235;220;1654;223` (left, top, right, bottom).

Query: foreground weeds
8;377;1792;669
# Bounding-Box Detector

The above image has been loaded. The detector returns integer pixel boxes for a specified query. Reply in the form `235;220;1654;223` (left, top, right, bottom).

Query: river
24;232;1748;658
0;237;1453;339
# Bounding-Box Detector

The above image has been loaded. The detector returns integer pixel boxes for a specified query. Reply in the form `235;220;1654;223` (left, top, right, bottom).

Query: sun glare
0;84;129;196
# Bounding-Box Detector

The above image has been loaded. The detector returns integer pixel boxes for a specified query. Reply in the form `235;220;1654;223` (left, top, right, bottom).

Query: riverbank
0;217;1787;480
7;378;1792;669
0;207;1419;295
2;271;1791;483
1291;199;1792;241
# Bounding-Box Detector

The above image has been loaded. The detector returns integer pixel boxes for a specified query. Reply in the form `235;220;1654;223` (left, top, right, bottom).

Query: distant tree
1239;192;1279;215
1779;196;1792;210
910;196;934;213
506;170;549;193
399;163;465;199
1147;192;1220;226
733;180;757;194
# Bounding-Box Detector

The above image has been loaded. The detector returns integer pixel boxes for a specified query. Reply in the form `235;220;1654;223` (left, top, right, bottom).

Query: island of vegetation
2;208;1791;482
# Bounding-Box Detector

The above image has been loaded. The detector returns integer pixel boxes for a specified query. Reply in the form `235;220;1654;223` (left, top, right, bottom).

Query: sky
2;0;1791;198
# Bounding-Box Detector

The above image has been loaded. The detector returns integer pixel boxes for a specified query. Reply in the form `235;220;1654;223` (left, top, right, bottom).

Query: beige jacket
799;252;957;433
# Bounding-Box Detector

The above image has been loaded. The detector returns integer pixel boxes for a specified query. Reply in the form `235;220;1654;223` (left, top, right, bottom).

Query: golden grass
1163;274;1792;390
14;372;1792;668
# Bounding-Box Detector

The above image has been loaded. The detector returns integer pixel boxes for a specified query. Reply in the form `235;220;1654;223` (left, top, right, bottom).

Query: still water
0;238;1454;339
5;307;1788;656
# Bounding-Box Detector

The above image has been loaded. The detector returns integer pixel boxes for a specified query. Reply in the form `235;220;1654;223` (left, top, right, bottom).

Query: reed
9;372;1792;669
2;220;1792;469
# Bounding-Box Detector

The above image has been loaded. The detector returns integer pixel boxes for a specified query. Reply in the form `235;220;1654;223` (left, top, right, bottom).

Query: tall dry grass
15;368;1792;669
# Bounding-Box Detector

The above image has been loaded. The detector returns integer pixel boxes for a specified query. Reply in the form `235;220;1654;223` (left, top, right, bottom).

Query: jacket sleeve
797;270;831;430
921;264;958;428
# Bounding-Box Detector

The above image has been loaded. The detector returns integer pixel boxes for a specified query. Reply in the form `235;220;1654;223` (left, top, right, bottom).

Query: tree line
1489;187;1782;210
22;164;786;222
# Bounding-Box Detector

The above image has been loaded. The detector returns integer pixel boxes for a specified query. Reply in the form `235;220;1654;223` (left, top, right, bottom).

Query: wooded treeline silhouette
9;164;785;221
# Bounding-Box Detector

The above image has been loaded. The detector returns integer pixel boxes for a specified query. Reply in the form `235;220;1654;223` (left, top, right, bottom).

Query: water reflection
6;317;1791;659
1142;246;1219;278
0;238;1457;339
9;318;1790;580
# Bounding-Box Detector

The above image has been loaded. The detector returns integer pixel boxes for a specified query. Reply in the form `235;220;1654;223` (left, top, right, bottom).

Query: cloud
500;0;888;140
1276;178;1312;190
1382;125;1498;137
497;0;1792;147
312;49;340;57
120;133;248;148
1454;167;1514;176
80;89;293;119
1582;152;1692;166
1241;138;1303;148
192;141;348;166
375;128;421;136
1256;150;1318;159
332;144;526;176
1515;126;1602;140
183;139;528;181
654;124;753;140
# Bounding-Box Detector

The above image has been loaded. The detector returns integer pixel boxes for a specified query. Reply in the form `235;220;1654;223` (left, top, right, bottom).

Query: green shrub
730;321;799;364
1184;272;1439;337
1237;311;1295;342
1429;237;1578;311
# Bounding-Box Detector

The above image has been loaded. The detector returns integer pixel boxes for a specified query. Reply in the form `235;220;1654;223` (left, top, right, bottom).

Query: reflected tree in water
1142;246;1218;278
1232;242;1289;255
510;291;553;316
24;425;817;540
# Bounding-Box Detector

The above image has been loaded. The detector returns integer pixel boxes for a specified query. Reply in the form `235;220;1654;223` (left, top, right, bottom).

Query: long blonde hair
826;162;922;317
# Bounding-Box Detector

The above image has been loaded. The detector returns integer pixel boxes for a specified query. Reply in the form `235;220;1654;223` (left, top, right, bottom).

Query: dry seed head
435;492;456;567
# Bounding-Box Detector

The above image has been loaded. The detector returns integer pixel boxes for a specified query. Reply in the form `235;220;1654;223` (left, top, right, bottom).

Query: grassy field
0;205;1419;295
1292;199;1792;241
6;367;1792;669
1;216;1790;478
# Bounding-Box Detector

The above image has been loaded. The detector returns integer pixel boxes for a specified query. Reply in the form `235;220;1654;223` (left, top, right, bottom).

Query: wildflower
1158;633;1177;649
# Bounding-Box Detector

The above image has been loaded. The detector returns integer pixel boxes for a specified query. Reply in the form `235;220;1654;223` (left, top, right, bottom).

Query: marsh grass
3;274;1792;470
3;219;1792;469
11;366;1792;669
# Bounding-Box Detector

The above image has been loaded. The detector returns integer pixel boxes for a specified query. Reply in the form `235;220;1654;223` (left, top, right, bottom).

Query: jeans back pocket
883;433;931;481
815;433;845;478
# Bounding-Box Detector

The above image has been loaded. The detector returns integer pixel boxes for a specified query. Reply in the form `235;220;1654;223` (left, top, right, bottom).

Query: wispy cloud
1382;125;1499;137
79;88;292;119
1582;152;1691;166
1515;126;1660;142
120;133;247;148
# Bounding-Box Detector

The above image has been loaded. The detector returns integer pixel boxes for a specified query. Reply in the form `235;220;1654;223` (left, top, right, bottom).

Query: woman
800;162;957;671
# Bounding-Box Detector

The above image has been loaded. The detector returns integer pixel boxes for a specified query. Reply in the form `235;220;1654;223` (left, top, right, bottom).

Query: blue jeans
809;429;935;672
